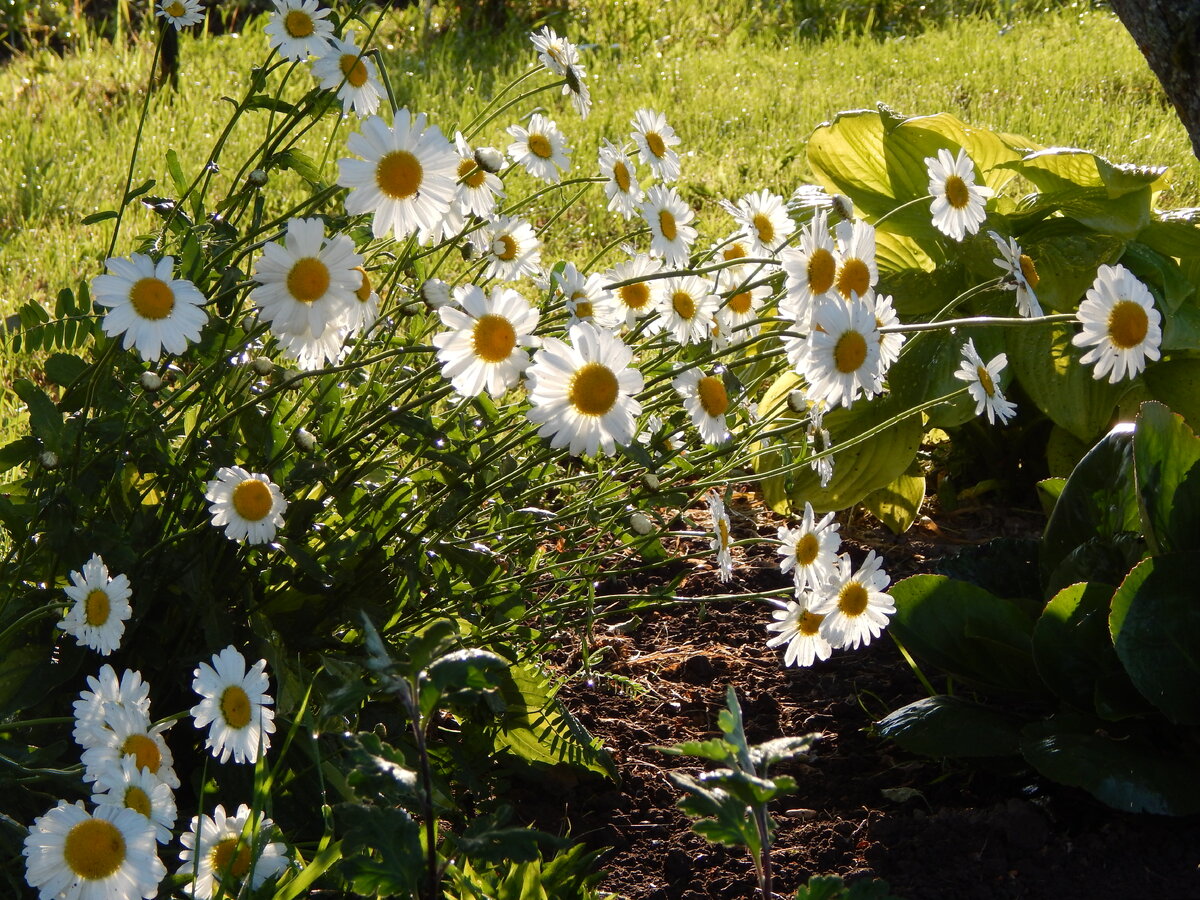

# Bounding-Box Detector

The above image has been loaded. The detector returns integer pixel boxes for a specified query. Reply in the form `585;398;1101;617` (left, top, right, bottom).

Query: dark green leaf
335;802;423;895
877;695;1023;757
13;379;63;447
1133;401;1200;554
1144;359;1200;432
244;94;298;114
269;147;325;187
43;353;89;387
80;210;118;225
123;178;156;204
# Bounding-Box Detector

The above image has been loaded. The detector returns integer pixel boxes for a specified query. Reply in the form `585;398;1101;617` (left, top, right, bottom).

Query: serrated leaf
1133;401;1200;554
335;803;423;896
269;147;325;187
877;695;1024;758
657;738;738;766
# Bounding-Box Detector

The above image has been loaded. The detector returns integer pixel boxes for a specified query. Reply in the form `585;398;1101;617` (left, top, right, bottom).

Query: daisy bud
421;278;452;309
787;389;808;413
38;450;58;470
139;371;163;392
251;357;274;375
630;511;654;535
475;146;505;174
830;193;854;222
240;314;259;333
248;168;269;187
460;241;478;261
293;427;316;452
642;472;661;491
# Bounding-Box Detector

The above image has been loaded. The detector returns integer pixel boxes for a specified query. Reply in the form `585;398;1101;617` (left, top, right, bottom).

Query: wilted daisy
58;554;131;657
720;189;794;257
191;645;276;765
177;804;289;899
338;111;459;242
205;466;288;545
73;666;152;750
988;231;1042;318
264;0;333;60
780;208;837;323
707;490;734;583
872;292;905;372
481;216;543;282
673;367;732;445
529;26;590;117
832;219;878;302
655;274;718;346
604;254;664;329
1072;264;1162;383
91;755;178;845
156;0;203;29
808;402;835;488
926;147;993;241
803;295;883;409
554;263;616;329
642;184;697;268
311;31;383;117
508;113;571;184
777;502;840;596
631;108;682;183
598;139;642;219
765;597;834;668
80;704;180;789
716;267;769;346
955;338;1016;424
811;551;895;649
453;132;505;219
526;323;643;457
433;285;540;398
24;800;164;900
91;253;208;362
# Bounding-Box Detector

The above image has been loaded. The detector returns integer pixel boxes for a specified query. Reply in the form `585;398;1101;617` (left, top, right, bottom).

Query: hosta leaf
1143;358;1200;432
1013;218;1125;313
1133;401;1200;554
1001;148;1166;198
877;695;1024;758
807;109;895;219
861;462;925;535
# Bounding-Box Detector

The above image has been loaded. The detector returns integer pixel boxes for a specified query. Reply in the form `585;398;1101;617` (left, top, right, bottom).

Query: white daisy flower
811;551;895;650
673;367;732;445
641;184;697;268
553;262;617;329
338;111;459;242
808;402;835;488
264;0;333;61
453;132;505;219
482;215;542;282
156;0;203;29
432;284;540;398
526;322;643;457
655;274;718;346
872;292;905;374
955;338;1017;425
529;27;591;118
926;147;994;242
191;645;276;765
73;666;152;751
711;234;754;265
631;108;682;183
91;755;178;845
80;704;180;789
273;319;350;371
177;803;289;899
777;502;841;596
1072;264;1162;383
250;217;363;340
311;31;383;117
598;139;642;220
205;466;287;545
91;253;208;362
23;800;164;900
707;489;734;583
716;266;769;346
832;218;878;302
58;554;131;657
802;295;883;409
988;231;1043;318
765;596;835;668
720;189;794;257
603;254;664;329
779;208;837;324
507;113;571;184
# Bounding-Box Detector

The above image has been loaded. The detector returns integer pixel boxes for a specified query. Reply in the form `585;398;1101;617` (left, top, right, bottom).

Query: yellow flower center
1019;253;1039;289
697;375;728;417
284;9;313;38
798;609;824;636
806;247;836;296
527;133;553;159
120;733;162;775
64;818;126;880
165;1;185;17
613;161;631;193
457;157;486;189
796;532;820;566
494;234;518;261
728;291;752;315
572;298;594;319
724;242;748;261
644;131;667;159
211;838;253;881
833;330;868;373
231;479;274;522
376;150;423;200
671;291;696;320
124;785;152;819
352;266;372;303
220;684;253;729
976;365;996;397
620;282;651;311
1107;300;1149;350
568;363;619;416
129;277;175;321
338;53;369;88
717;517;730;549
753;212;775;244
836;258;870;300
838;581;869;617
943;174;971;210
658;210;677;242
84;588;111;627
285;257;330;303
472;314;517;363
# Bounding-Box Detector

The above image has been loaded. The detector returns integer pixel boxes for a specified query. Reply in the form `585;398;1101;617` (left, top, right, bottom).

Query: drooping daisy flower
642;184;697;268
529;27;591;118
832;219;878;303
598;139;642;220
24;800;164;900
91;253;208;362
177;804;289;899
156;0;203;29
808;402;835;488
780;208;837;324
58;554;132;657
954;338;1017;425
655;274;718;346
631;108;682;183
432;285;540;398
205;466;288;545
91;755;178;845
811;551;895;649
926;147;993;242
988;231;1042;318
311;31;383;117
707;489;734;583
338;111;459;242
872;292;905;374
603;254;664;329
264;0;333;60
250;217;363;339
481;215;543;282
80;704;180;789
191;645;276;765
777;502;841;596
716;266;769;346
803;295;883;409
1072;264;1162;383
720;189;794;257
553;262;617;329
765;596;834;668
673;367;732;445
453;132;505;219
526;322;643;457
73;666;152;750
507;113;571;184
343;265;380;338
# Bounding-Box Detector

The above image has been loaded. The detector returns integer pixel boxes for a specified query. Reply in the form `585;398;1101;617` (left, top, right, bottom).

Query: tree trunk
1109;0;1200;163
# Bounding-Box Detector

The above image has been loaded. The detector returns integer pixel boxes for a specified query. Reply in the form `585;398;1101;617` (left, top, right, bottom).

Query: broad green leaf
1045;425;1087;477
1014;218;1125;312
807;109;896;219
1036;477;1066;517
1033;582;1130;715
886;323;1004;429
1119;241;1194;313
1044;533;1144;605
861;463;925;535
1138;215;1200;257
657;738;738;766
43;353;89;387
335;803;423;896
1002;148;1165;198
876;695;1024;758
933;538;1042;615
894;111;1029;193
1133;401;1200;554
1143;358;1200;432
13;379;63;447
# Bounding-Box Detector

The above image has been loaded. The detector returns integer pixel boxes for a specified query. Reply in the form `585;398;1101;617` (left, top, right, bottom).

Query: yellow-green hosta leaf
1003;148;1167;198
807;108;896;219
862;462;926;535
